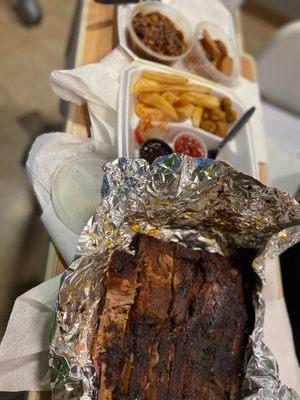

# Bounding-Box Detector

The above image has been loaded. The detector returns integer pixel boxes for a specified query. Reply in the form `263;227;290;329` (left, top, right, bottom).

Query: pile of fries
132;70;237;137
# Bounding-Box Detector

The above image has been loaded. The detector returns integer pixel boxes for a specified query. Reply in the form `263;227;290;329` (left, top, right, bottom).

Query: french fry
132;71;231;136
135;103;160;118
181;92;220;109
173;99;190;108
139;93;178;121
162;91;181;105
142;70;188;85
176;103;195;119
132;78;211;94
192;107;204;128
132;79;166;94
165;84;211;93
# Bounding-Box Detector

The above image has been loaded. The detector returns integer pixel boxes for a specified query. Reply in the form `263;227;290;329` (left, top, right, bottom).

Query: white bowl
128;2;194;64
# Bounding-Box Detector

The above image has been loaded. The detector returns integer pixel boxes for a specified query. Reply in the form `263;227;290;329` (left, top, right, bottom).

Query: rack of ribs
92;233;255;400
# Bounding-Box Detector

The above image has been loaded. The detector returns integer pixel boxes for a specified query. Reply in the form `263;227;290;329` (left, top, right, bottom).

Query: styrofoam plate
118;61;258;178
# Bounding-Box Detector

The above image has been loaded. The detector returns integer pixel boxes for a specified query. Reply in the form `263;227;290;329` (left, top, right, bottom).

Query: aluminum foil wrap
49;155;300;400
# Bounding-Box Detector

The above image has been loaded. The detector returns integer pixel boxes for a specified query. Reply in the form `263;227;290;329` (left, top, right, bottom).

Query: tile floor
0;0;77;341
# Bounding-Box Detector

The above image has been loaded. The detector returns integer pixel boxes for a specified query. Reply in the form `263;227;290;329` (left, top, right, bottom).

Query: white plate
118;61;258;178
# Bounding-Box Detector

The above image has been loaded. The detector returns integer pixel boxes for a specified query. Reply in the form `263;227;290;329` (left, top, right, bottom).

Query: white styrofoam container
118;61;258;179
117;0;239;77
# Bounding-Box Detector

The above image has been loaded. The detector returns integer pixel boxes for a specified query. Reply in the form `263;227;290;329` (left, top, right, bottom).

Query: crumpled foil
49;155;300;400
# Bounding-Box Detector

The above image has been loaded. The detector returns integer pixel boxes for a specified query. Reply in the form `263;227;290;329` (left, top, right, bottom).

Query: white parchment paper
0;276;61;391
26;132;116;265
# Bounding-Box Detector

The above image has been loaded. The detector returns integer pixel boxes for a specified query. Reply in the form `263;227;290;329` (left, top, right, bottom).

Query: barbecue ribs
93;233;255;400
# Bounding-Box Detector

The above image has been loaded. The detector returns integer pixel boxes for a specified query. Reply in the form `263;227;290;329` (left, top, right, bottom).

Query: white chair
257;21;300;196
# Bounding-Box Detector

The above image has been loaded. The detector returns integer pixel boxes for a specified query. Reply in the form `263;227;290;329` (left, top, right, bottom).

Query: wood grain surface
50;0;117;277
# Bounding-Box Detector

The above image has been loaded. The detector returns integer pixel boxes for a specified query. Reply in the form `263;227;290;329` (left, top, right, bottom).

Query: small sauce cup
173;131;208;158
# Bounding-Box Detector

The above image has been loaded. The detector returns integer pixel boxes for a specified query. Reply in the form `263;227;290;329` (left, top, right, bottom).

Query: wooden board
44;0;117;279
27;2;116;398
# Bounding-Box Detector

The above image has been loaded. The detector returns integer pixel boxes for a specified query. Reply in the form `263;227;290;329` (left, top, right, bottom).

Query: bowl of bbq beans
128;2;193;64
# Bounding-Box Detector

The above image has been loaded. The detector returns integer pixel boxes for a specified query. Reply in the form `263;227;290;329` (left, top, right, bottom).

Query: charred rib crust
94;235;255;400
93;251;138;400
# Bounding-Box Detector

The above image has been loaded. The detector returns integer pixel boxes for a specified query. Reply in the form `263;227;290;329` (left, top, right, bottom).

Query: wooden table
47;0;261;278
45;0;118;281
28;1;266;398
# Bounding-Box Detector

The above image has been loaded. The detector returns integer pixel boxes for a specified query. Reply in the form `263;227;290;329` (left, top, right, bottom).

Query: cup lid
51;153;106;234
